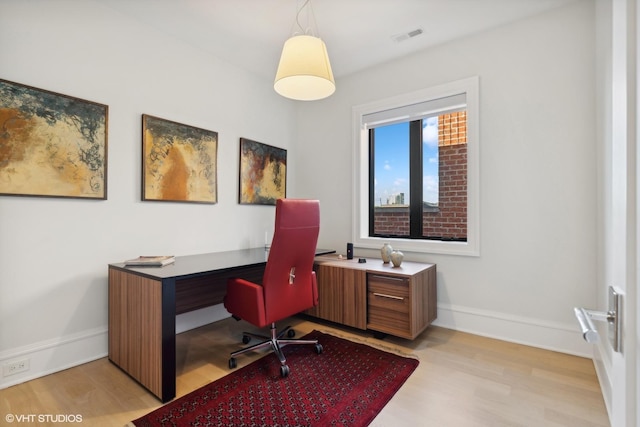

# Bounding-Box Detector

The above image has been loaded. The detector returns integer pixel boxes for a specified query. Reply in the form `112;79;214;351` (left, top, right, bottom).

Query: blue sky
373;117;439;206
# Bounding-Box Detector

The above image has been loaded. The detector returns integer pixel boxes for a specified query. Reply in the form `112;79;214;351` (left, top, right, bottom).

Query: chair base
229;323;323;377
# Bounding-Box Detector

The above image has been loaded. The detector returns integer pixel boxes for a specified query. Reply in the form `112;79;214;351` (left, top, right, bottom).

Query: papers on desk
124;255;175;267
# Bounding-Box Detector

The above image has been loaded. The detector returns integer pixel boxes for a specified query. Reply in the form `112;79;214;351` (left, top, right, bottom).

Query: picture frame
238;138;286;205
142;115;218;204
0;79;108;199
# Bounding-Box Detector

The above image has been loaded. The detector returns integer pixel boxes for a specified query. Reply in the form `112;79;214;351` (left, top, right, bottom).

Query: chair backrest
262;199;320;323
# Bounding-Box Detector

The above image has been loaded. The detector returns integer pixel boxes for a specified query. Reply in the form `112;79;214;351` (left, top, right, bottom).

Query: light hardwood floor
0;317;609;427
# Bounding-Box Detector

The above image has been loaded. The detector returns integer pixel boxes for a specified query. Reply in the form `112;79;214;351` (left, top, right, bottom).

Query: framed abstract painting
238;138;286;205
142;115;218;203
0;79;108;199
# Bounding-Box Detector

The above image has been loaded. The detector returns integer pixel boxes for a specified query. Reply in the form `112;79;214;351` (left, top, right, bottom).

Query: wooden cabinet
367;274;411;337
305;264;367;329
367;266;437;339
306;255;437;340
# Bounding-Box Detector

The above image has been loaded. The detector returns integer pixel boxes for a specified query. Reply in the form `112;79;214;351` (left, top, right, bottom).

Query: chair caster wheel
315;343;323;354
287;329;295;338
229;358;237;369
280;364;290;377
242;335;251;344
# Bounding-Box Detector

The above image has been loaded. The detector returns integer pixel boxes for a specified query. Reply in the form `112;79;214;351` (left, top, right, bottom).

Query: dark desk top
109;247;335;280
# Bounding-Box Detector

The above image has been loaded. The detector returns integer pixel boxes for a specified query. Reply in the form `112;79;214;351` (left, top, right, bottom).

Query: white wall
297;1;598;355
0;0;297;387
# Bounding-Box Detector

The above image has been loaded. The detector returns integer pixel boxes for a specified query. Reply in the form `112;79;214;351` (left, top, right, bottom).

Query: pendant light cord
293;0;319;37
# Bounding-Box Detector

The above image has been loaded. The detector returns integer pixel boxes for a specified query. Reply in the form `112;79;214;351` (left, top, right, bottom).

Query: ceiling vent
391;28;424;43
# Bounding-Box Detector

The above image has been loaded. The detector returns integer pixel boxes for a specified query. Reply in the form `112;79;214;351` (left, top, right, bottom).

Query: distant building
384;192;405;205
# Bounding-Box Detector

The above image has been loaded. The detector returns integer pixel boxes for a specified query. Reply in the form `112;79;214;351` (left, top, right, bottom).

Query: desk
108;247;333;402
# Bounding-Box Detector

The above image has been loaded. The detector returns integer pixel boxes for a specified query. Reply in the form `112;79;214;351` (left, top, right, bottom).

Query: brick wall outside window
374;111;467;240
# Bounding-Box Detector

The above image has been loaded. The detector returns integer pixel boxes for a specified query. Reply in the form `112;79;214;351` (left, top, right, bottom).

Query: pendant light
274;0;335;101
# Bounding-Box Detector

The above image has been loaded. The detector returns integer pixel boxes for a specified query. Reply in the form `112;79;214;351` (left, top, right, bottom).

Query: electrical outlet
2;359;30;377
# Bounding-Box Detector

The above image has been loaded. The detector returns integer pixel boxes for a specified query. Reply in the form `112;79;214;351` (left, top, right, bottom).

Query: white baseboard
432;303;594;357
0;303;594;391
0;327;108;390
176;304;231;334
0;306;231;391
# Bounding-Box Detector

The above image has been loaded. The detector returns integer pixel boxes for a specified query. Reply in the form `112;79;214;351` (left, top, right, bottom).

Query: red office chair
223;199;323;377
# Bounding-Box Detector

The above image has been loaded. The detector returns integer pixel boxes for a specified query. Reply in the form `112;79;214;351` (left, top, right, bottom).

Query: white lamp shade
274;35;335;101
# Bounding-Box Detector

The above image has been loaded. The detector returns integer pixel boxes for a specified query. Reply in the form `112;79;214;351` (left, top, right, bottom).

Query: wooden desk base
108;254;266;402
109;269;167;399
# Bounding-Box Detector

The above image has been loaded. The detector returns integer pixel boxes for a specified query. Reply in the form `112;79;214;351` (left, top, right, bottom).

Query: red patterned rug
131;330;418;427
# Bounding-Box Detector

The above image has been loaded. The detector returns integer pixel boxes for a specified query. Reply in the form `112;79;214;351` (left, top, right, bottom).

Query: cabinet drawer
367;274;410;334
368;305;410;333
368;274;409;312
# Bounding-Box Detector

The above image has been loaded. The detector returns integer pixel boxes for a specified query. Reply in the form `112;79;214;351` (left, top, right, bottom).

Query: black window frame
368;121;426;239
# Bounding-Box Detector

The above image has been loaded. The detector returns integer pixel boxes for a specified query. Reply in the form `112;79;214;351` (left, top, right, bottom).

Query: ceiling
99;0;577;80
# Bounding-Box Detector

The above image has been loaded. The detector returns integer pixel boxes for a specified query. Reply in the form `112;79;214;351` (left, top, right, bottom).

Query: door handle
573;286;621;352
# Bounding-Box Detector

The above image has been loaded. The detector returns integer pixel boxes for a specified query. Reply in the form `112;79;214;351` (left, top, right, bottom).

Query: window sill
353;236;479;257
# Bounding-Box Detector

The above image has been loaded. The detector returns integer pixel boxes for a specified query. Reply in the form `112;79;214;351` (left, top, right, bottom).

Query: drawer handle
373;292;404;301
370;275;405;282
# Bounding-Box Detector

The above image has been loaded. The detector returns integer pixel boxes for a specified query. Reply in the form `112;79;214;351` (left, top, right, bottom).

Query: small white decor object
390;250;404;267
381;243;393;263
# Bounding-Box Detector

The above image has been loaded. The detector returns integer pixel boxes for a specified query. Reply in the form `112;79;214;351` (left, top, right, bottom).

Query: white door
600;0;638;425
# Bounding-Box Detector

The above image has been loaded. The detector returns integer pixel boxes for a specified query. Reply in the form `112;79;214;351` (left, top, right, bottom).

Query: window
352;77;479;256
